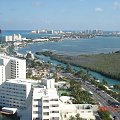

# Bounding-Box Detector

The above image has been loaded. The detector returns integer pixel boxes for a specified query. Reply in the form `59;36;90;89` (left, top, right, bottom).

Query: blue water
18;37;120;55
0;30;60;39
17;37;120;86
1;30;120;86
34;54;120;86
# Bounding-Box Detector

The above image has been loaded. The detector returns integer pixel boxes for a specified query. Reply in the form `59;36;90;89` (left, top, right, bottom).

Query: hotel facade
0;54;26;85
0;55;95;120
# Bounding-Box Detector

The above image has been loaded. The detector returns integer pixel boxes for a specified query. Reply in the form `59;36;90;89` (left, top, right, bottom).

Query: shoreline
37;51;120;82
6;37;120;85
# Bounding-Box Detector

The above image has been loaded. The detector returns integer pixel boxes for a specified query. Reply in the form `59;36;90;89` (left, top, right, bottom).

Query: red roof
99;106;109;111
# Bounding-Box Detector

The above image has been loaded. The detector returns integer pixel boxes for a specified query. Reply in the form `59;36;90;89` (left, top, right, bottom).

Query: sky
0;0;120;30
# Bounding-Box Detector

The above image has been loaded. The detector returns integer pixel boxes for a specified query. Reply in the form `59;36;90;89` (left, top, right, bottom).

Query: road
61;72;120;120
82;81;120;120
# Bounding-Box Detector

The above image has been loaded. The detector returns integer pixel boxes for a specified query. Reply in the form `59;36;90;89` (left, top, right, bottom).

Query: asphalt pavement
61;72;120;120
81;81;120;120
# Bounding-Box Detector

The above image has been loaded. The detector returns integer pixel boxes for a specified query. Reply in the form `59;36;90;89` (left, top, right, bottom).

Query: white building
0;79;32;109
60;103;95;120
32;78;60;120
5;36;13;42
0;64;5;85
3;34;22;42
0;76;96;120
41;78;55;89
0;54;26;84
12;34;22;41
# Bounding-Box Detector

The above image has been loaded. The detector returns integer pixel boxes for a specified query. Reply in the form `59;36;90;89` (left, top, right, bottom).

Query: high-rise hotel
0;54;26;85
0;54;95;120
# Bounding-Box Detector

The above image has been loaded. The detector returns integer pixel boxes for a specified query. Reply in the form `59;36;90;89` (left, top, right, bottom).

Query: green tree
69;115;75;120
61;92;68;96
52;73;59;82
113;84;120;90
98;110;112;120
66;63;72;73
76;113;82;120
74;69;85;77
86;68;90;75
102;79;108;86
26;70;32;78
82;74;90;82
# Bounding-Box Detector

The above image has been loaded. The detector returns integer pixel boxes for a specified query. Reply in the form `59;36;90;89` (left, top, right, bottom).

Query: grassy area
39;51;120;81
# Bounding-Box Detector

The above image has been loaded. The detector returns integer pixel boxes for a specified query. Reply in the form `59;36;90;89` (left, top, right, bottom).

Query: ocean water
1;30;120;56
18;36;120;55
17;34;120;86
0;30;60;39
1;30;120;86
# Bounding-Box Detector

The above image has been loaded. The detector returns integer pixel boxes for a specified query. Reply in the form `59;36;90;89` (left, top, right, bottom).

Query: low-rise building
60;103;95;120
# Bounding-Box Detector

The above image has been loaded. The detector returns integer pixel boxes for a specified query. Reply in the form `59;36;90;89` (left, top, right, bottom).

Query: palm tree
66;63;72;73
86;68;90;75
102;79;108;86
82;74;90;83
69;115;75;120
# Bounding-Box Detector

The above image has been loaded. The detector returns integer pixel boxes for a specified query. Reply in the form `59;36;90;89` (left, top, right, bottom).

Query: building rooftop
0;54;25;61
5;79;37;85
60;102;92;111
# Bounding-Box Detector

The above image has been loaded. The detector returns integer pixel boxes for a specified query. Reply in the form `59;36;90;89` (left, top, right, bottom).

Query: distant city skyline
0;0;120;30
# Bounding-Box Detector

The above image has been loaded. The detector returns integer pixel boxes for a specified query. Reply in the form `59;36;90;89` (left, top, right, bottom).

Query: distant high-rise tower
0;29;1;34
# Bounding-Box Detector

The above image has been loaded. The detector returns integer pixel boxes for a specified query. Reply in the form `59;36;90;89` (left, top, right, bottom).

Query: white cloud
95;7;103;12
113;2;120;9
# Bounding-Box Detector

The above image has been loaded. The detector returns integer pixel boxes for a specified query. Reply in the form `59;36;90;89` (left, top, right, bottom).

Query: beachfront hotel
32;79;95;120
0;54;26;85
32;78;60;120
0;55;96;120
2;34;22;42
0;77;96;120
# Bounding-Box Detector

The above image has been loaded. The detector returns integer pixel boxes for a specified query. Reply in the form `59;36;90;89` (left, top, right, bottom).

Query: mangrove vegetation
36;51;120;81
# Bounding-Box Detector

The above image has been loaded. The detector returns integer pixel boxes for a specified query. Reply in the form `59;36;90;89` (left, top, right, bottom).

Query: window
33;118;41;120
33;111;38;114
43;106;49;109
33;105;41;107
43;112;49;115
51;111;59;113
51;117;59;120
50;99;58;101
88;111;91;113
43;100;49;103
51;104;59;107
34;99;40;101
